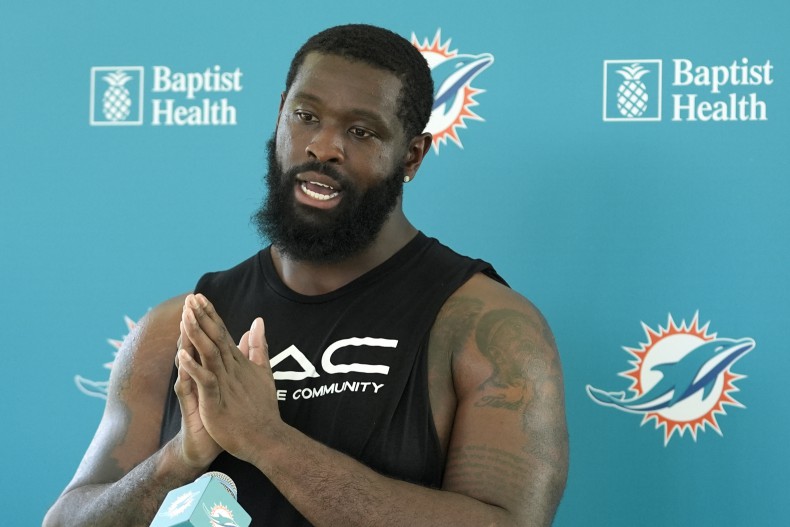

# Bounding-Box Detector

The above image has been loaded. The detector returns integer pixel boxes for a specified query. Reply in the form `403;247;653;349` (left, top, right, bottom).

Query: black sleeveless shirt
159;233;504;526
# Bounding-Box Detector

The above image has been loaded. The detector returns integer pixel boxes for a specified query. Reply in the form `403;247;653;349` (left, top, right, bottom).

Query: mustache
283;161;349;188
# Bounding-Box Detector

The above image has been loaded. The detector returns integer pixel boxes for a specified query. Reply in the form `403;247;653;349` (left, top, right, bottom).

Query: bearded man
44;24;568;527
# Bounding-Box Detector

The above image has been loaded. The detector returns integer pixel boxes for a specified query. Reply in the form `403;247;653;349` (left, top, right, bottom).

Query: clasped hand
173;293;280;469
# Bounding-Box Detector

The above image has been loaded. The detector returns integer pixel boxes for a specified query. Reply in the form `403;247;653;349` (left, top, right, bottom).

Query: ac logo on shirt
270;337;396;401
271;337;395;380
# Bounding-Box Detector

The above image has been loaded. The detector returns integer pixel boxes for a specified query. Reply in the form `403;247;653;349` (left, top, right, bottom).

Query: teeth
301;182;339;201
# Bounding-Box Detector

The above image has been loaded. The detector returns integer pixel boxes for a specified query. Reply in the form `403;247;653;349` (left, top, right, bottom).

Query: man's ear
402;133;433;183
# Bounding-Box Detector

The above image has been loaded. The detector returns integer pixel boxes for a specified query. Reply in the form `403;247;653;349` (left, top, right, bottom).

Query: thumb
248;317;268;366
237;330;251;359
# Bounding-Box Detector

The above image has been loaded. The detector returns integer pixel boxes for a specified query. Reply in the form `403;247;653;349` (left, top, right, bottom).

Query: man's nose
306;126;345;164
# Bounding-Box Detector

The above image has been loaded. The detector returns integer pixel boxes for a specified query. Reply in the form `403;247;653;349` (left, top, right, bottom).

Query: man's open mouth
300;180;340;201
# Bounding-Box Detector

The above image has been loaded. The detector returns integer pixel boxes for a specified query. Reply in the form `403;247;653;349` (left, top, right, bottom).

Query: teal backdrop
2;1;788;525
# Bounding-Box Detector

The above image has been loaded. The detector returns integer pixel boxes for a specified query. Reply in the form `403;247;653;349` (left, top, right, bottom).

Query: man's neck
270;214;418;296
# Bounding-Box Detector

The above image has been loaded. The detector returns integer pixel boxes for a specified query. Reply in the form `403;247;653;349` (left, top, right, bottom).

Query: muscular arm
43;294;203;527
441;275;569;525
180;273;568;526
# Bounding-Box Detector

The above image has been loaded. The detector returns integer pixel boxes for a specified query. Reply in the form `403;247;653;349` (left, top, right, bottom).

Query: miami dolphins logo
587;313;755;445
203;503;241;527
412;29;494;153
74;315;138;399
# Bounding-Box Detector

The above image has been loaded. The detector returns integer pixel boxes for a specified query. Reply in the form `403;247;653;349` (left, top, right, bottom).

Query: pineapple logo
102;71;133;121
603;59;662;122
616;64;649;117
90;66;144;126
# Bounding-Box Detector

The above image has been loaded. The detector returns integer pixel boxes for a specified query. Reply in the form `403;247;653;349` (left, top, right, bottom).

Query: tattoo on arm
444;444;531;507
474;309;543;392
430;297;485;358
472;308;569;499
427;297;484;421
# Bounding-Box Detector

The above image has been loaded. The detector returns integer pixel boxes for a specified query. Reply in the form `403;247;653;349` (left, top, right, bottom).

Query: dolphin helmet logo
412;30;494;153
587;313;755;445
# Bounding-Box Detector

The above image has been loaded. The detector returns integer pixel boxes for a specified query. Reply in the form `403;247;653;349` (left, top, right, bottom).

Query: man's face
254;53;411;262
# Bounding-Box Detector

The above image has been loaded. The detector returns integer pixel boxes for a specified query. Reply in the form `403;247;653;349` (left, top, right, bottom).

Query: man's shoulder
436;272;555;360
101;293;186;415
131;293;188;357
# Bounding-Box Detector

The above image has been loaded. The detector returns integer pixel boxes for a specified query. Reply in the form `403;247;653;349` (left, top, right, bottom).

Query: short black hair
284;24;434;140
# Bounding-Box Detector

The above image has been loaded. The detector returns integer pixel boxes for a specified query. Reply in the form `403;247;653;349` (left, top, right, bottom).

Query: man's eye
349;127;373;138
295;111;316;122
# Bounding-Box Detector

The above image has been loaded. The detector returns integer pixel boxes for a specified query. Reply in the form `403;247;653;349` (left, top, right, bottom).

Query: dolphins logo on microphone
412;29;494;153
203;503;242;527
167;491;197;517
586;313;755;445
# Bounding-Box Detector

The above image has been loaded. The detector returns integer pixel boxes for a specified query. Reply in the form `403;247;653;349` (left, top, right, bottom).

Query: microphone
150;471;251;527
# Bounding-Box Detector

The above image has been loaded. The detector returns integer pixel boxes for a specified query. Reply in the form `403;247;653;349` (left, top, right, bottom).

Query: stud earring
404;176;411;183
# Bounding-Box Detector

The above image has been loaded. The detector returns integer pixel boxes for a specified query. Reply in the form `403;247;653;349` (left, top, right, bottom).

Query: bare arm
179;278;568;526
43;294;205;527
441;275;568;525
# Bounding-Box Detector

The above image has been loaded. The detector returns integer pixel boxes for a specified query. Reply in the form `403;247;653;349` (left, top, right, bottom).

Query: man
44;24;568;526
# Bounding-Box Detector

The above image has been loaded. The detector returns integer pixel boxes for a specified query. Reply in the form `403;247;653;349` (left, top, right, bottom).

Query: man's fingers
174;356;197;412
177;347;221;403
182;304;227;372
185;294;243;369
176;321;196;368
193;293;220;321
174;361;191;396
190;294;234;348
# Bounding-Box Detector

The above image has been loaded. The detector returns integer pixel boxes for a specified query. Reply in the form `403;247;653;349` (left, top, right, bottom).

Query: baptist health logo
604;58;774;122
586;313;755;445
90;65;242;126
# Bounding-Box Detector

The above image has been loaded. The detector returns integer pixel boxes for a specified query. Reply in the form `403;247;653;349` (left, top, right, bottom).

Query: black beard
253;135;405;263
